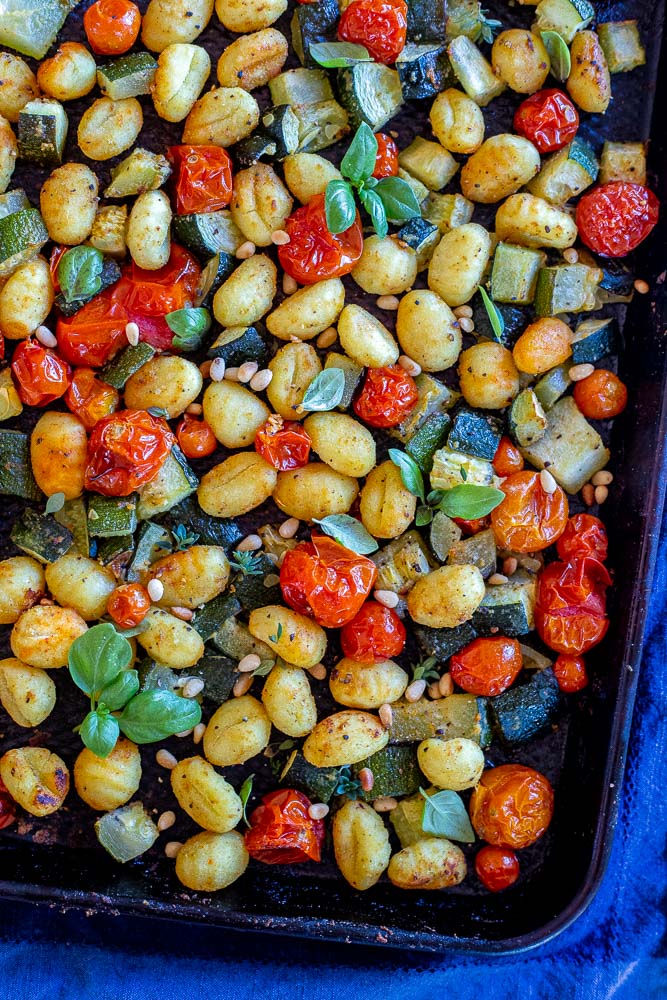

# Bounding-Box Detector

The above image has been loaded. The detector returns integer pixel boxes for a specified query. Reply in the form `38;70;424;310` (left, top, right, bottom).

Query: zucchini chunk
96;802;159;863
472;571;537;637
0;189;30;220
324;353;364;410
389;692;490;747
172;211;244;258
391;373;459;444
430;510;462;563
54;497;90;557
280;753;340;803
337;63;404;130
196;252;236;308
293;100;350;152
104;148;171;198
136;446;198;520
11;509;73;563
191;593;243;642
0;429;42;500
508;388;548;448
447;406;503;461
406;412;452;473
489;666;561;745
407;0;447;43
414;620;479;661
534;263;603;316
158;495;243;552
207;326;270;368
398;135;458;190
597;21;646;73
259;105;300;160
125;521;168;581
490;243;546;305
397;167;429;205
532;0;595;44
571;316;620;363
269;68;334;106
430;446;497;491
138;661;179;692
422;192;474;233
447;36;505;105
352;746;421;801
0;0;80;59
232;553;282;611
0;208;49;278
188;654;238;704
519;397;610;494
101;342;156;390
291;0;339;66
17;98;68;167
97;53;158;100
397;217;440;269
396;44;454;101
211;617;273;662
599;141;647;186
534;364;572;410
55;258;122;317
87;494;138;538
96;535;134;566
447;528;497;579
471;293;525;347
372;530;434;595
232;133;278;170
527;139;598;206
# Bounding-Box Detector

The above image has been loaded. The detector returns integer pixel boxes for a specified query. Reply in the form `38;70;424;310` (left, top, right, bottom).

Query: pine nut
453;305;473;318
359;768;374;792
582;483;595;506
503;557;518;576
594;485;609;504
569;363;595;382
283;274;298;295
175;729;193;738
289;334;302;343
563;248;579;264
316;326;338;349
210;358;226;381
373;589;399;609
237;534;262;552
308;663;327;680
147;578;164;602
157;810;176;832
183;677;205;698
35;325;57;348
186;403;203;415
238;361;259;383
250;369;273;392
236;241;256;259
170;606;193;621
271;229;290;245
458;317;475;334
156;749;177;770
125;322;140;346
164;841;183;859
634;279;650;294
522;556;542;572
592;470;613;486
279;517;299;538
488;573;508;585
405;679;426;703
378;703;393;728
439;673;454;697
428;682;442;700
376;295;400;310
540;469;558;494
308;802;329;820
224;366;240;381
193;722;206;744
199;360;212;379
373;796;398;812
264;574;280;588
398;355;421;376
238;653;261;673
233;674;253;697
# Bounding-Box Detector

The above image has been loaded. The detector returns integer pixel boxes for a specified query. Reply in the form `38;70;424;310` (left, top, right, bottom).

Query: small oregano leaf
541;30;571;81
309;41;372;68
438;484;505;520
239;773;255;827
478;285;505;342
45;492;66;515
313;514;379;554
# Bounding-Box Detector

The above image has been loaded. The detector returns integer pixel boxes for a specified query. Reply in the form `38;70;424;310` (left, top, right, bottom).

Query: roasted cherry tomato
65;368;119;430
280;534;377;628
513;89;579;154
57;285;130;367
11;339;71;407
49;245;68;291
353;365;418;429
553;654;589;693
84;409;175;497
535;557;611;654
469;764;554;849
450;637;523;697
83;0;141;55
168;145;234;215
475;846;520;893
490;471;569;553
339;600;406;663
245;789;325;864
493;435;524;477
453;516;491;536
255;416;311;471
176;415;217;459
107;583;151;630
0;333;4;363
0;778;16;831
556;513;608;563
573;369;628;420
338;0;408;64
373;133;399;178
576;182;659;258
278;194;364;285
115;244;201;351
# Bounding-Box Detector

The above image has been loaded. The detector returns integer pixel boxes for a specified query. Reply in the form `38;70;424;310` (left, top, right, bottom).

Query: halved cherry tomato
573;369;628;420
168;145;234;215
84;409;175;497
513;89;579;154
278;194;364;284
56;285;130;367
0;778;16;831
115;244;201;351
475;846;520;892
255;417;311;471
576;182;659;258
373;133;399;178
339;600;406;663
493;435;524;477
245;789;325;864
353;365;418;428
453;516;491;536
280;534;377;628
107;583;151;630
490;471;569;553
83;0;141;55
556;513;608;563
553;654;589;693
338;0;408;64
11;339;71;407
176;415;217;459
450;637;522;697
535;557;610;654
469;764;554;849
65;368;119;430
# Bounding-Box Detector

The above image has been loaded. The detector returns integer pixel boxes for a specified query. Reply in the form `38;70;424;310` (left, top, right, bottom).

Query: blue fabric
1;526;666;1000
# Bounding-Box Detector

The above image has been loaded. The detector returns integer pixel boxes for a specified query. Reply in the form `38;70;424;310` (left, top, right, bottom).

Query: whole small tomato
573;369;628;420
490;471;569;553
450;637;523;697
84;409;175;497
339;601;406;663
255;416;311;471
83;0;141;55
245;789;325;864
0;778;16;831
338;0;408;64
168;145;233;215
107;583;151;630
535;557;611;654
373;133;399;178
11;339;71;407
493;436;524;477
556;513;608;563
353;365;418;429
576;182;659;257
553;654;589;693
278;194;364;284
513;89;579;154
57;285;129;367
65;368;119;431
176;415;217;459
469;764;554;849
475;846;520;892
280;534;377;628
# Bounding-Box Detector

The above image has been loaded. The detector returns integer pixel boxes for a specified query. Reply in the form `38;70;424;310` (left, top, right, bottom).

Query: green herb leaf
166;308;212;351
313;514;378;554
252;659;275;677
541;30;571;82
460;466;468;482
80;707;120;759
324;179;357;234
478;286;505;342
98;669;140;712
426;489;445;505
45;492;66;515
374;176;421;223
239;773;255;827
229;550;265;576
58;246;104;304
157;523;200;552
335;765;363;799
359;187;388;239
420;787;475;842
118;689;202;744
269;622;284;643
309;41;372;67
388;448;426;503
477;8;502;45
415;505;434;527
341;122;378;185
68;623;133;698
439;484;505;520
300;368;345;412
412;657;439;682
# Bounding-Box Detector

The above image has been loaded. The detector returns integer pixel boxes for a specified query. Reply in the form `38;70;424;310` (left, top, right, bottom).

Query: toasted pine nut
250;369;273;392
279;517;299;538
405;679;426;703
439;673;454;697
398;355;421;376
238;361;259;383
376;295;400;311
236;241;256;259
271;229;290;245
224;366;240;381
210;358;226;381
563;248;579;264
569;363;595;382
233;674;254;697
373;589;399;608
582;483;595;506
634;279;650;294
186;403;203;415
308;802;329;820
309;663;327;680
488;573;508;585
183;677;204;698
359;767;374;792
199;359;212;379
283;274;298;295
264;574;280;588
316;326;338;349
540;469;558;494
125;321;140;346
458;317;475;334
193;722;206;744
453;305;473;318
170;606;194;621
428;682;442;700
237;534;262;552
592;470;613;486
164;841;183;858
238;653;261;673
373;796;398;812
147;578;164;602
156;749;177;770
35;325;58;348
157;810;176;832
502;557;518;576
176;729;193;738
378;703;393;728
594;485;609;504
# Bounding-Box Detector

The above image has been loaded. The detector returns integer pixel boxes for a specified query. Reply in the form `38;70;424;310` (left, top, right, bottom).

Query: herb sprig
388;449;504;524
157;524;200;552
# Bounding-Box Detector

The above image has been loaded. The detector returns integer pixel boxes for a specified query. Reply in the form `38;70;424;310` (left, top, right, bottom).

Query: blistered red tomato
453;516;491;536
339;601;406;663
83;0;141;55
338;0;408;64
469;764;554;849
353;365;418;428
245;789;325;865
168;145;234;215
115;244;201;351
450;637;522;697
490;471;569;553
49;245;68;291
278;194;364;284
107;583;151;630
535;556;611;654
475;846;520;892
280;534;377;628
56;285;129;367
84;409;175;497
573;369;628;420
553;654;589;693
576;182;659;257
513;89;579;154
176;415;217;459
65;368;119;430
373;133;399;178
493;435;524;477
556;513;608;563
11;340;71;407
255;417;311;471
0;778;16;831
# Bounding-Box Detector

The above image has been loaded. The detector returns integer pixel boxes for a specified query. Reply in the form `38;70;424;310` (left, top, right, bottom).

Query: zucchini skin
11;509;73;562
291;0;340;67
191;593;243;641
158;496;243;553
397;44;454;100
102;342;157;390
207;326;270;368
232;554;282;611
188;655;238;704
489;666;561;745
55;258;122;317
353;745;421;800
447;406;502;461
0;429;42;500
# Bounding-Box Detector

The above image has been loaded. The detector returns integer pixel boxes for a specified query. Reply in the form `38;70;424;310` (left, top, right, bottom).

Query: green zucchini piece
472;572;537;637
291;0;339;66
599;141;647;186
55;497;89;556
233;555;282;611
211;617;274;662
396;44;454;101
207;326;269;368
55;257;122;317
188;654;237;703
136;446;198;520
232;133;278;169
337;63;403;130
125;521;167;581
414;621;478;661
430;446;496;491
353;745;421;801
596;262;635;303
407;0;447;43
172;211;244;258
293;100;349;152
95;801;159;863
508;388;548;448
324;353;363;410
97;52;158;100
489;666;561;745
422;192;474;233
389;693;489;746
89;204;128;259
406;412;451;473
392;374;459;445
429;510;462;563
87;495;138;538
101;342;156;390
534;364;572;410
138;661;179;692
490;243;546;305
597;20;646;73
0;0;81;59
158;495;243;552
17;98;68;167
0;208;49;278
446;0;492;41
372;530;434;595
447;36;505;105
11;509;73;563
534;263;602;316
269;68;333;106
280;752;340;803
104;148;171;198
471;293;525;347
532;0;595;44
191;593;243;642
195;252;236;308
390;792;431;847
397;217;440;269
398;135;458;190
527;139;598;206
519;397;610;494
0;429;42;500
259;105;300;159
571;316;619;363
96;535;134;565
0;189;29;219
447;406;502;461
447;528;497;579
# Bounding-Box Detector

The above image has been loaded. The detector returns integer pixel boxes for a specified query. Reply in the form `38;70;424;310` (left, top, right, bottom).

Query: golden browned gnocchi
0;747;70;817
337;304;399;368
198;452;277;518
30;411;88;500
359;461;417;539
124;356;203;418
351;236;418;296
0;557;45;625
303;710;389;767
213;254;276;327
329;658;409;709
78;97;143;160
182;87;260;147
491;30;550;93
45;553;117;621
126;190;172;270
37;42;97;102
216;29;288;92
0;255;54;340
11;605;88;669
171;756;243;832
0;116;17;194
151;43;211;122
458;342;520;410
396;290;462;372
567;31;611;114
460;134;541;203
0;52;39;122
407;565;485;629
248;605;326;668
230;164;293;246
428;223;493;307
142;0;214;51
215;0;287;33
203;695;271;766
495;193;578;249
0;657;56;728
147;545;230;610
283;152;343;204
175;830;249;891
388;838;467;890
261;663;318;737
303;412;376;478
273;464;359;521
333;800;391;890
267;341;322;418
136;608;204;669
203;378;270;448
74;738;141;811
417;738;485;791
266;279;344;341
429;88;485;155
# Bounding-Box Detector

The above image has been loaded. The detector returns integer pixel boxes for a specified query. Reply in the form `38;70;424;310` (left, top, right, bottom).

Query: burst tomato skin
490;471;569;553
245;789;325;864
373;133;399;178
65;368;119;430
278;194;364;284
115;245;201;350
553;653;589;693
83;0;141;55
280;534;377;629
450;637;523;697
556;513;608;563
576;182;659;257
535;557;611;654
469;764;554;849
453;516;491;536
11;340;71;407
0;778;16;831
168;145;234;214
56;285;129;367
176;415;217;459
107;583;151;629
338;0;408;64
255;417;311;471
513;89;579;154
475;846;520;892
84;409;175;497
353;365;418;428
339;601;406;663
493;435;524;477
573;369;628;419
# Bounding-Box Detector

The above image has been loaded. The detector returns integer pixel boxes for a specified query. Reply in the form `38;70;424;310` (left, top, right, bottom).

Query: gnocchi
329;657;409;709
30;412;88;500
198;452;277;518
217;29;288;92
273;464;359;521
333;800;391;890
0;255;54;340
45;553;117;621
304;412;376;478
175;830;249;891
359;461;417;539
213;254;276;328
40;163;99;245
183;87;260;148
77;97;143;161
0;747;69;817
407;565;486;629
388;838;467;890
337;304;399;368
137;608;204;669
266;341;322;418
74;738;141;811
396;290;462;372
215;0;287;33
142;0;214;51
203;695;271;766
126;190;172;270
266;279;344;341
261;664;318;737
10;605;88;669
124;356;203;418
417;738;485;790
171;756;243;832
147;546;230;610
152;43;211;122
230;164;293;247
248;606;326;668
428;223;492;307
0;557;45;625
0;657;56;728
303;711;389;767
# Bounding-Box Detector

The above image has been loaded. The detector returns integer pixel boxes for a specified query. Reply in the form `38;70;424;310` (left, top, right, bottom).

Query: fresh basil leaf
118;689;202;744
45;492;66;515
420;788;475;843
301;368;345;412
415;505;434;527
360;187;388;239
68;623;133;698
57;246;104;304
374;176;421;223
478;285;505;342
324;179;357;234
541;30;571;82
80;707;120;759
111;622;149;639
341;122;378;185
166;308;212;351
313;514;379;554
98;669;140;712
239;773;255;827
309;41;372;68
439;484;505;520
388;448;425;503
